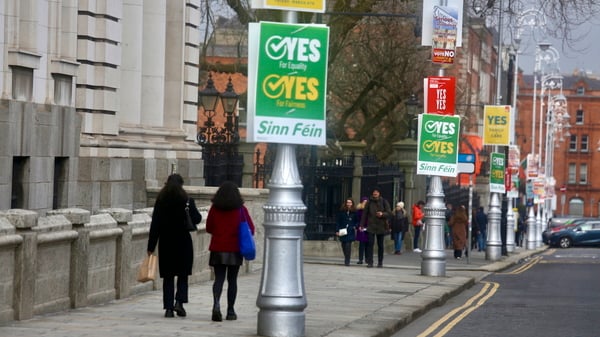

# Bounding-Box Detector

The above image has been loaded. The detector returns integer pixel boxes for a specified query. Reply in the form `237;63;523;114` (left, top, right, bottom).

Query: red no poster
425;76;456;115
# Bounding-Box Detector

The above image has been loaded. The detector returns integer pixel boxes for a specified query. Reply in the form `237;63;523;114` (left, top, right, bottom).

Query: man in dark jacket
359;187;391;268
475;207;488;251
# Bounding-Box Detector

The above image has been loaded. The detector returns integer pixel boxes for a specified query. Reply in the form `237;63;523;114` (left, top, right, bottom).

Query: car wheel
559;237;572;248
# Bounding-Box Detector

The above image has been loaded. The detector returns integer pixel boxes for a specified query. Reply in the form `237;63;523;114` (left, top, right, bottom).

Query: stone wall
0;187;268;323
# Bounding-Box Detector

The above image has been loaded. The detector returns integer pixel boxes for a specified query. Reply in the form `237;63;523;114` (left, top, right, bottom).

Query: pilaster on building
0;1;205;212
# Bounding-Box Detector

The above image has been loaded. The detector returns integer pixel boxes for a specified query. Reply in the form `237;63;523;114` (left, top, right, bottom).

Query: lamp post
526;42;560;249
405;94;419;139
543;92;570;229
421;70;447;277
508;8;545;253
526;44;546;250
256;11;308;337
197;74;242;187
534;50;560;247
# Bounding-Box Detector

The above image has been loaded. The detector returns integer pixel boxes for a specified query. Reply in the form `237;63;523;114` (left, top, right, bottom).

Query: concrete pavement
0;246;544;337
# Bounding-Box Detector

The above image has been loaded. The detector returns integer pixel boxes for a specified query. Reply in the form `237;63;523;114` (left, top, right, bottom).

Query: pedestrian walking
147;173;202;318
449;205;468;259
444;202;454;249
359;187;392;268
475;207;488;251
335;198;358;266
355;196;369;264
390;202;409;254
206;181;255;322
516;212;526;247
411;200;426;252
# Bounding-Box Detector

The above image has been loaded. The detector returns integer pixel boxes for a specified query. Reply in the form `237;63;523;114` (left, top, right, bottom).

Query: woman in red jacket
206;181;255;322
412;200;425;252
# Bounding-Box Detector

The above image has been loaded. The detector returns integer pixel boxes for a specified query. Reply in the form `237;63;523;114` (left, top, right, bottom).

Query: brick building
516;71;600;217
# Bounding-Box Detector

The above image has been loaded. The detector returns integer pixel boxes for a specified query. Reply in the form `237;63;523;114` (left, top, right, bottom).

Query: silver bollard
486;193;502;260
535;205;543;248
526;206;537;249
540;205;547;246
256;144;307;337
506;197;515;253
421;176;446;276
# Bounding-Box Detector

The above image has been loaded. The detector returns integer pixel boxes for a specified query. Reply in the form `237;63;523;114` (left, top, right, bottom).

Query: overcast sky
515;18;600;76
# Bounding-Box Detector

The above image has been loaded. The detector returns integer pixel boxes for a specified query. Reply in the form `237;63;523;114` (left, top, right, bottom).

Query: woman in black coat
335;198;358;266
147;174;202;318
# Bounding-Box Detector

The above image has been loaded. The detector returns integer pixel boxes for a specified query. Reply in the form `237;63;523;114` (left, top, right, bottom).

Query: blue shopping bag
238;208;255;260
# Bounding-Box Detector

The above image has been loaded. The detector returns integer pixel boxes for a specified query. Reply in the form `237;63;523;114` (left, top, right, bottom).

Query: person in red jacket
412;200;426;252
206;181;255;322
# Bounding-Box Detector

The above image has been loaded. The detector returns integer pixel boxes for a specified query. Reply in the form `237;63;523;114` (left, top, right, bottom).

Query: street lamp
526;43;560;249
197;74;242;187
478;148;489;176
542;91;570;230
198;73;220;112
405;94;419;139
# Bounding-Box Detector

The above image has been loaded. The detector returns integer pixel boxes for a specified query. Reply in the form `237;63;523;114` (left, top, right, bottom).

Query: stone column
47;208;91;308
97;208;133;299
339;141;366;202
4;210;39;320
239;142;257;188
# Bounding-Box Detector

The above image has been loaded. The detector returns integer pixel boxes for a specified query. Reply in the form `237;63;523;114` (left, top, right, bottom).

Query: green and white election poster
416;113;460;177
247;22;329;145
490;152;506;193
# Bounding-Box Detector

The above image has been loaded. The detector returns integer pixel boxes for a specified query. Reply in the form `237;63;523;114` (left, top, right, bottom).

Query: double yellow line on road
416;254;543;336
500;255;543;275
417;281;500;337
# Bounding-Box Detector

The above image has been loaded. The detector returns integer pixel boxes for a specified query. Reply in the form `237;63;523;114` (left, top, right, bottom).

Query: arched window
568;198;584;217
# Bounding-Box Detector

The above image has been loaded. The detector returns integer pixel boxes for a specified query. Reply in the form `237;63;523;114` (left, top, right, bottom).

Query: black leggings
212;264;241;311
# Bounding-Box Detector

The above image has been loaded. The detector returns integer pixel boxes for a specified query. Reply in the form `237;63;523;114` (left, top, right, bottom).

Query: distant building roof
204;16;248;59
521;72;600;91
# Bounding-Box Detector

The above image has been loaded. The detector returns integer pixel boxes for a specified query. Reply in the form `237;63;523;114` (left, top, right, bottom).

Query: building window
53;74;73;106
11;157;28;209
568;163;576;184
569;135;577;152
471;51;479;71
569;198;584;216
581;135;589;152
576;109;584;125
576;86;585;95
580;163;588;184
11;66;33;101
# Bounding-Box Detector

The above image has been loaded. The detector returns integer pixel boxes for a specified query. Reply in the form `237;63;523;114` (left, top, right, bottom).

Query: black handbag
184;199;197;231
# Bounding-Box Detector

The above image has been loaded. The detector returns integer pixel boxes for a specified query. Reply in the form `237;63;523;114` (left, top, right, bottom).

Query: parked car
547;219;600;248
542;217;592;244
548;216;578;227
543;221;577;244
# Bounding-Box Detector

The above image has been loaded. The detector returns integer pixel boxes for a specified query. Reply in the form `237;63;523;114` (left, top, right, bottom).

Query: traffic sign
458;153;475;163
457;162;475;174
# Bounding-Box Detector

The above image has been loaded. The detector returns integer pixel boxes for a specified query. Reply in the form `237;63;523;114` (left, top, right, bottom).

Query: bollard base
485;245;502;261
421;258;446;277
258;309;305;337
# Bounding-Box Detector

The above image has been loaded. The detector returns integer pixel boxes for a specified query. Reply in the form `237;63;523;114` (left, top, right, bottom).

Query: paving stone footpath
0;247;544;337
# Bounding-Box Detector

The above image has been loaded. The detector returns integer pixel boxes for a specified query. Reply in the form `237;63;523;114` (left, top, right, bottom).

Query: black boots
174;301;186;317
226;308;237;320
212;307;236;321
212;309;222;321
